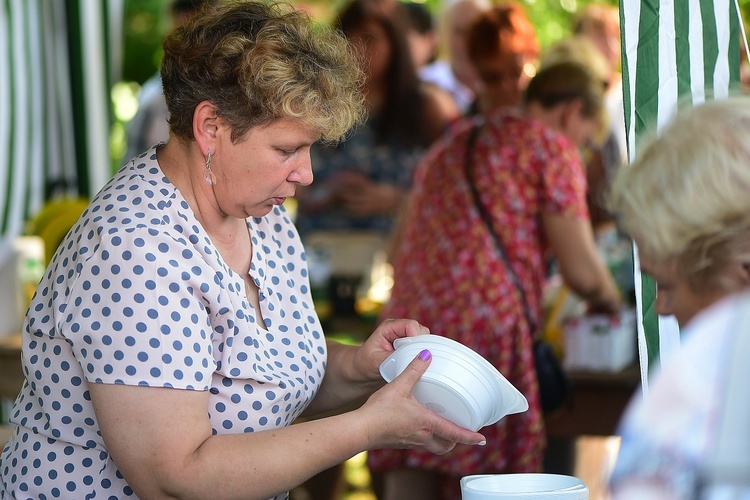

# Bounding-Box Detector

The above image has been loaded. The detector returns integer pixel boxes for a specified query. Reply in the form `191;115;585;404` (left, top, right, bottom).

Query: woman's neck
157;139;233;233
157;138;252;275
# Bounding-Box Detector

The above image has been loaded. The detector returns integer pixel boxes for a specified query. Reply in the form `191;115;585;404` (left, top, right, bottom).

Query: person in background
607;97;750;499
367;61;622;500
573;3;622;82
420;0;491;114
573;1;627;228
295;0;458;239
123;0;217;163
741;29;750;87
404;2;439;71
464;1;539;114
572;3;622;97
293;0;458;321
0;3;487;499
539;35;619;230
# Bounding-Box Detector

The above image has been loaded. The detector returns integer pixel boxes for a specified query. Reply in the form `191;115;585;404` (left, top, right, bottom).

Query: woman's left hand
304;319;430;415
335;173;403;217
353;318;431;382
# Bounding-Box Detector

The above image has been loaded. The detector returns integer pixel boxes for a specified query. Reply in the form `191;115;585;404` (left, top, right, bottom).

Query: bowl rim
460;473;589;494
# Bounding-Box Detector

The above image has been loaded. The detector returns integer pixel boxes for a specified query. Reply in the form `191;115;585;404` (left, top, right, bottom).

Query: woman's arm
420;82;460;144
542;212;621;313
303;318;429;415
89;343;485;500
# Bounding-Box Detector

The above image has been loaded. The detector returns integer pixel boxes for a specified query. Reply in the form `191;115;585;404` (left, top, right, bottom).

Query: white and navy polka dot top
0;147;327;499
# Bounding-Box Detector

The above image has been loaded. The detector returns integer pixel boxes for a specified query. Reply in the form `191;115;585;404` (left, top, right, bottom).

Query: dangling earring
204;149;216;185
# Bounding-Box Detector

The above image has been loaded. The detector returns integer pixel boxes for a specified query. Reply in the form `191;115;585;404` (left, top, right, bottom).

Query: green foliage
520;0;582;50
120;0;749;85
121;0;171;84
403;0;616;50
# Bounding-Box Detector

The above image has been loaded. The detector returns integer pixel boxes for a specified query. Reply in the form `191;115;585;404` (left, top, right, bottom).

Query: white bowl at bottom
460;473;589;499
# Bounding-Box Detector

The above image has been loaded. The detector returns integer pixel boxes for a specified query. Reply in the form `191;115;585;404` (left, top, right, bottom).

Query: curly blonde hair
161;0;365;144
608;97;750;292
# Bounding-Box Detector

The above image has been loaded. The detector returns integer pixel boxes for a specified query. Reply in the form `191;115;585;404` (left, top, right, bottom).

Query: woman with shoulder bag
367;12;621;496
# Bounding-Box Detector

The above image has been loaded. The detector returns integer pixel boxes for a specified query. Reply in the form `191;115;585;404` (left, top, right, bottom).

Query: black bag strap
463;121;537;334
464;121;573;414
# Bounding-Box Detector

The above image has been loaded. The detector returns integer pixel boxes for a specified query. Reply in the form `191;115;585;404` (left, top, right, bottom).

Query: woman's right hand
355;349;487;454
88;347;485;499
543;213;623;315
585;286;622;315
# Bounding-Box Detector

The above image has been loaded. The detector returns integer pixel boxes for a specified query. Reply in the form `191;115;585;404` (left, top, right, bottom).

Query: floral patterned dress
367;109;589;488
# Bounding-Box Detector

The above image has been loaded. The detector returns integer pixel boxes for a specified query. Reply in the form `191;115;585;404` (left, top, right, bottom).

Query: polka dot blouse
0;147;327;499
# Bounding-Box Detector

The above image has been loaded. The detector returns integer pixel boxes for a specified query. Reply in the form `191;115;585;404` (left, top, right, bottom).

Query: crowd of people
2;0;747;499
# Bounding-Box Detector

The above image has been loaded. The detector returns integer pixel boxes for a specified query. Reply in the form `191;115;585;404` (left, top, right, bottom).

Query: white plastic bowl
460;473;589;499
379;334;528;432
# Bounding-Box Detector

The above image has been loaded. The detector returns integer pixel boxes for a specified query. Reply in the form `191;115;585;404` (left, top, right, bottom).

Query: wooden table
543;363;640;476
545;363;641;438
0;333;23;400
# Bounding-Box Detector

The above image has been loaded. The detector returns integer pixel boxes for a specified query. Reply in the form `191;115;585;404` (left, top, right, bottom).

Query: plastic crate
563;308;637;372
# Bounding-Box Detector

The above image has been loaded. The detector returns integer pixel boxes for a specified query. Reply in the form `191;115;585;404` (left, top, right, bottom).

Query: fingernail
478;440;486;446
418;349;431;361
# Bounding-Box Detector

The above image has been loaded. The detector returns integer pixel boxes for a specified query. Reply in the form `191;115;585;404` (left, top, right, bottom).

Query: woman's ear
740;261;750;286
193;101;219;155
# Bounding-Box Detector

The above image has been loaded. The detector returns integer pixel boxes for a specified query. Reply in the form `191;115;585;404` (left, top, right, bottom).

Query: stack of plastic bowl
379;334;528;432
460;474;589;499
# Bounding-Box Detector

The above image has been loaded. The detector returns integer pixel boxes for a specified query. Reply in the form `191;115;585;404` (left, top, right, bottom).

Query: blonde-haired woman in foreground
608;97;750;499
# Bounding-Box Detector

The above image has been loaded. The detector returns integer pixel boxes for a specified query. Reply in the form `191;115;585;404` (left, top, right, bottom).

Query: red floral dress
367;109;589;488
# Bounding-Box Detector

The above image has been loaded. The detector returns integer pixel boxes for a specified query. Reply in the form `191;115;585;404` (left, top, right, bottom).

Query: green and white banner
620;0;745;392
0;0;121;259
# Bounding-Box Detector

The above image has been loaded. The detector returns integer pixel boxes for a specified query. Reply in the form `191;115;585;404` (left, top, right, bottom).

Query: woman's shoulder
85;160;180;228
419;82;459;115
62;156;204;266
419;82;461;144
487;110;578;151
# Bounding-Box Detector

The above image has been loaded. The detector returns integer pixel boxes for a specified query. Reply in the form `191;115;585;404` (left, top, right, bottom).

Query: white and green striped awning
0;0;122;258
621;0;746;392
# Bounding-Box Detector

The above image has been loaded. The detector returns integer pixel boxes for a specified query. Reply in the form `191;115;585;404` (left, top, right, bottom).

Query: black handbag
464;121;573;415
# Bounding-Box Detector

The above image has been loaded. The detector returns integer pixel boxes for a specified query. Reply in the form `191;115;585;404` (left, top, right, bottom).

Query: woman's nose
291;155;314;186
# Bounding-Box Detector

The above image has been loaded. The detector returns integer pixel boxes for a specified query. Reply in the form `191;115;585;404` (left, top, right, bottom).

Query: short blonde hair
609;97;750;292
161;0;365;144
523;61;605;124
540;36;611;88
539;36;612;142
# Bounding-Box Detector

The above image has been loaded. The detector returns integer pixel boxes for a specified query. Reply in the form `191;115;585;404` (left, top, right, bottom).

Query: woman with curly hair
0;3;485;499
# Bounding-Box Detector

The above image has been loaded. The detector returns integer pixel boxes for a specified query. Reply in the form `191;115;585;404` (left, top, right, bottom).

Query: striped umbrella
620;0;746;392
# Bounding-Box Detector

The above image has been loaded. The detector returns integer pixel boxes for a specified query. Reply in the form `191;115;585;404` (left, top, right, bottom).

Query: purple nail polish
418;349;431;361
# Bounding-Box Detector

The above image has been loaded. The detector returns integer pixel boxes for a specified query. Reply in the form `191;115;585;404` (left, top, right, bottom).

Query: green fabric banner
0;0;120;257
621;0;743;391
